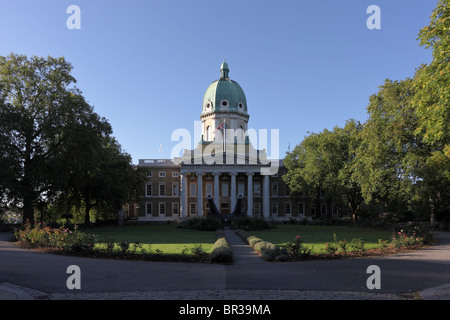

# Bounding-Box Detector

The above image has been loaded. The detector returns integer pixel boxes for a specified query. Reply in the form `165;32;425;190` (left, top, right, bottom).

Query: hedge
210;230;233;263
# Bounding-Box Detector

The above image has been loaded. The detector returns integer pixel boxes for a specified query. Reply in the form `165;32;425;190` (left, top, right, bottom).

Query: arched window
206;126;211;141
239;126;244;141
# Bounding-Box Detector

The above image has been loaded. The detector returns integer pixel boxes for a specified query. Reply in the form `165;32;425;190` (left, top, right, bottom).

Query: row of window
145;182;288;197
145;202;311;217
146;171;179;178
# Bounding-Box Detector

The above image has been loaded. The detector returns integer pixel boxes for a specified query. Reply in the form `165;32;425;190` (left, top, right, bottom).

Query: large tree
0;54;92;224
283;119;364;223
413;0;450;225
351;79;430;219
0;53;143;225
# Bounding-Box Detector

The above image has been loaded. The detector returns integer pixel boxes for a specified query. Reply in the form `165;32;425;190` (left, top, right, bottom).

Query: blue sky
0;0;437;164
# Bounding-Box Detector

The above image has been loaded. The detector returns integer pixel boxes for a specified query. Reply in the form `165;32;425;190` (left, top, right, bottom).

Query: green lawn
81;224;394;256
248;225;394;253
82;225;216;255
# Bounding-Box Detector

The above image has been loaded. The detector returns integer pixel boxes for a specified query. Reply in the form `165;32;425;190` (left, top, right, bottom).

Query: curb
0;283;35;300
420;284;450;300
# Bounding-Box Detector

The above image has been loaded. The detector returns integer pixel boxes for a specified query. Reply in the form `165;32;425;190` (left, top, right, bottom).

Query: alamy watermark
66;5;81;30
170;121;280;175
366;265;381;289
66;265;81;290
367;5;381;30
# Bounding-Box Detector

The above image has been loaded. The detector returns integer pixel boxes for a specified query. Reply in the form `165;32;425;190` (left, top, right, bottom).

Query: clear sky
0;0;437;164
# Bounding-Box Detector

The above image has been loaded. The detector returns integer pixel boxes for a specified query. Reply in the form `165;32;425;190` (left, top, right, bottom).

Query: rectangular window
285;203;291;215
206;183;212;196
238;183;245;196
146;202;152;215
147;171;152;177
159;202;165;215
321;204;327;217
159;184;165;196
254;202;261;215
190;203;196;215
271;183;278;196
146;184;152;197
159;171;166;178
271;202;278;215
298;202;305;215
222;183;228;197
172;172;179;177
172;184;179;196
172;202;179;216
332;205;338;216
190;183;196;196
254;184;261;197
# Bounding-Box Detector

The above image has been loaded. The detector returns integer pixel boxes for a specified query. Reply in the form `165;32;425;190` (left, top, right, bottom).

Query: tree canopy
283;0;450;226
0;53;144;225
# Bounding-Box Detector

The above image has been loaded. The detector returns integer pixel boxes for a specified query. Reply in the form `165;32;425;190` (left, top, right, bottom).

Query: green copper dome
202;60;248;115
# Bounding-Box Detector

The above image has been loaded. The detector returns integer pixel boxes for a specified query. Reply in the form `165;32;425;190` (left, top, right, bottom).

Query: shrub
231;217;273;231
190;244;209;262
378;239;390;252
284;235;312;260
180;217;223;231
14;220;97;252
254;241;279;261
324;242;338;255
210;230;233;263
333;233;349;253
349;238;366;253
248;236;264;247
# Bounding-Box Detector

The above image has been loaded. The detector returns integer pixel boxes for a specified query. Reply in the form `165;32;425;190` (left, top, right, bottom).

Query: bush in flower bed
234;229;285;261
231;217;274;231
390;226;431;249
283;235;312;260
210;230;233;264
14;220;97;253
178;217;223;231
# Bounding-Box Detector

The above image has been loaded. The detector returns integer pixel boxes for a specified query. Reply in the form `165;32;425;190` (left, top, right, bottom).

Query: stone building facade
124;62;340;222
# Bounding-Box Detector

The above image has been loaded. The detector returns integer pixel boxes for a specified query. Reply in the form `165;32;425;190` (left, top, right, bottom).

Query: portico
179;166;271;219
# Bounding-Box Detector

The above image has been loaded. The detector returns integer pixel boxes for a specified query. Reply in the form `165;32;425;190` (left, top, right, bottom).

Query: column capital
246;172;254;176
196;172;204;177
229;172;238;176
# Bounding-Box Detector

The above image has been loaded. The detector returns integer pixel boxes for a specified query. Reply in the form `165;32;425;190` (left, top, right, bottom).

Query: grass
82;225;216;255
81;224;394;256
248;225;394;254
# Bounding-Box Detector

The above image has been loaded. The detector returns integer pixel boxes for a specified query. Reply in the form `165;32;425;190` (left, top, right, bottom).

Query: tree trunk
22;198;35;226
84;202;91;225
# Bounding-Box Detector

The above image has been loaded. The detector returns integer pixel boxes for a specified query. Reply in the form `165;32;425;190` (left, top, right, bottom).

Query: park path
1;229;450;300
221;227;265;265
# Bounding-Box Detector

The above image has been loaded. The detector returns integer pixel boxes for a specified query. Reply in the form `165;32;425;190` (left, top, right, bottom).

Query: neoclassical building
124;62;340;222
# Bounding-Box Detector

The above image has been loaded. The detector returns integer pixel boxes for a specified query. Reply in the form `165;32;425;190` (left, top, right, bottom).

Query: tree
0;54;93;224
413;0;450;226
351;79;429;220
414;0;450;147
0;53;143;225
283;119;364;223
60;132;146;225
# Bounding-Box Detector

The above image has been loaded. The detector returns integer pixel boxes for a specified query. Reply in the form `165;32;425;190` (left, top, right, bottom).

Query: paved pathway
1;228;450;300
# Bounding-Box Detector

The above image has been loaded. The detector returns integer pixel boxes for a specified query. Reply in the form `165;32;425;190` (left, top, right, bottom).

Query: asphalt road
1;229;449;296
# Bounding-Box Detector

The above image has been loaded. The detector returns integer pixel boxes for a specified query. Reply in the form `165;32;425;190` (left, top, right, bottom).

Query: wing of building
123;61;342;223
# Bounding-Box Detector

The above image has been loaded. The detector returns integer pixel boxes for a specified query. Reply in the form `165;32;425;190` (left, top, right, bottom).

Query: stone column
180;173;187;219
196;173;203;218
247;173;254;217
263;174;270;219
230;172;237;213
213;173;220;209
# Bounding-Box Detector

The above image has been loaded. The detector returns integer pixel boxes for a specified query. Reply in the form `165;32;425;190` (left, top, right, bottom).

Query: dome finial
220;59;229;79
